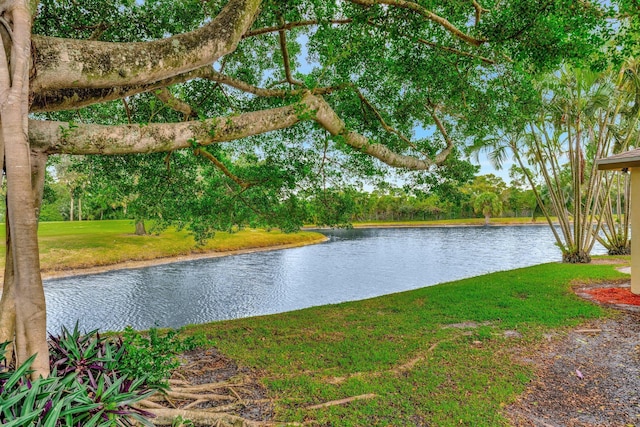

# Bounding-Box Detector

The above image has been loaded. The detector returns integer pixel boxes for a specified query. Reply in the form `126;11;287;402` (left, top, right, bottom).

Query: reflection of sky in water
45;226;606;333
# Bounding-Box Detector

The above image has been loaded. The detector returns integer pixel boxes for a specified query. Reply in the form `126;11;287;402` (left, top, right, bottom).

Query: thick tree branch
28;102;304;155
30;93;450;170
30;0;262;93
32;67;344;112
306;94;446;169
348;0;485;46
32;66;218;112
154;87;197;120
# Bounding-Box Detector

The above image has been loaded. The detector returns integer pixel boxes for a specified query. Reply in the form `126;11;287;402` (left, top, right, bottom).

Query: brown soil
506;281;640;427
143;348;275;426
171;348;274;421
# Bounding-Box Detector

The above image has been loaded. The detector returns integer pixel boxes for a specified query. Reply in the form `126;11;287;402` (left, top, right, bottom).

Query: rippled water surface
45;226;605;332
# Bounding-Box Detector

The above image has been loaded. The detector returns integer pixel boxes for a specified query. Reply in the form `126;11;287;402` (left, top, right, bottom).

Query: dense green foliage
0;326;204;426
31;0;615;239
39;170;541;225
1;331;154;426
119;327;198;388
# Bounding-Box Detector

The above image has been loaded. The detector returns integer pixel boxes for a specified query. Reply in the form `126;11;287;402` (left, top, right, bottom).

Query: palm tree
473;192;503;225
470;62;640;262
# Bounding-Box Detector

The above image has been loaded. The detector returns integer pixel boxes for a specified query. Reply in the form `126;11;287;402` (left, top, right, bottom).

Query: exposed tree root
324;334;465;384
149;408;274;426
148;347;389;425
306;393;377;410
138;381;270;424
391;336;461;374
148;389;236;402
141;349;292;426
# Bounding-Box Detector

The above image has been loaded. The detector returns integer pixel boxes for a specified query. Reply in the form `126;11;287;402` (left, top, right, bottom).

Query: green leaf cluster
0;325;204;426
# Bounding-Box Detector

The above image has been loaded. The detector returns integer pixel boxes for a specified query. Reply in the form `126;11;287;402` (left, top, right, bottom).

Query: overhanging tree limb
32;67;346;113
30;0;262;92
30;93;446;170
306;94;447;169
29;103;304;155
347;0;485;46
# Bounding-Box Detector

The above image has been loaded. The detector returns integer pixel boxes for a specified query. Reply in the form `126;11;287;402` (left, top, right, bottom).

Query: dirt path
507;284;640;426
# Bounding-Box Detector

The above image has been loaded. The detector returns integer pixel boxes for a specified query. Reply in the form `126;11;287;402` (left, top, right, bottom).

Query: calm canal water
44;226;605;333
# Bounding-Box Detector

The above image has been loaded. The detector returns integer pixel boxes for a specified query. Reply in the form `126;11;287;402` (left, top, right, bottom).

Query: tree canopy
0;0;615;378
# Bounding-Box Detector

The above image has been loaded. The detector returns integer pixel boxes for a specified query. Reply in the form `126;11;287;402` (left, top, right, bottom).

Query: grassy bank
183;261;627;426
0;219;627;424
0;218;550;273
0;220;326;273
351;217;558;227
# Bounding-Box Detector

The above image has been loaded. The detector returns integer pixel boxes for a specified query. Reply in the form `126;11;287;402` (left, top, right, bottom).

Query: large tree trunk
135;220;147;236
0;213;16;362
0;0;49;377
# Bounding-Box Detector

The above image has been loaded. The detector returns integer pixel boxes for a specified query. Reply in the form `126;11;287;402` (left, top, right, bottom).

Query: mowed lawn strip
0;220;326;272
351;216;559;227
184;262;628;426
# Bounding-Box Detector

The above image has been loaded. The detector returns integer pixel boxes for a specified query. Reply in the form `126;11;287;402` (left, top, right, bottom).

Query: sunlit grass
0;218;561;273
185;261;627;426
0;220;326;273
352;216;559;227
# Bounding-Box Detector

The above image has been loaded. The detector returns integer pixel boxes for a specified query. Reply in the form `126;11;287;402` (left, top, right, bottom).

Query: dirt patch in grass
589;257;629;265
506;281;640;426
147;348;275;425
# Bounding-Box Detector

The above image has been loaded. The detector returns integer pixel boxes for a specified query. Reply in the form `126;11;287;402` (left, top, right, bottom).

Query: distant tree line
35;161;541;226
335;172;538;223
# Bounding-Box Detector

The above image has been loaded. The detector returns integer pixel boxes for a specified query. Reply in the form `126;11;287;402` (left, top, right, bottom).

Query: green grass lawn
183;261;629;426
0;220;326;272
